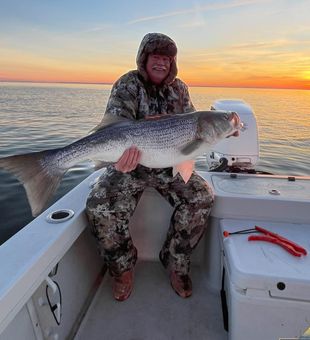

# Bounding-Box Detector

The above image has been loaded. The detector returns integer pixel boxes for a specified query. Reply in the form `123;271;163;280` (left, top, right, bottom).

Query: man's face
146;54;171;85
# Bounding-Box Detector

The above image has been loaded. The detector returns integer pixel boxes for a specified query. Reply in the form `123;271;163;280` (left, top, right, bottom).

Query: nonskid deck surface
75;261;226;340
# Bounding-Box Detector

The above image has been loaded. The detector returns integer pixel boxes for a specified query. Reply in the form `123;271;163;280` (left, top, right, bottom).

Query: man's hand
115;146;142;173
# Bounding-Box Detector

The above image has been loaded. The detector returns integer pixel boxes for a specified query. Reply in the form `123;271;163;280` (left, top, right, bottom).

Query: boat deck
74;261;227;340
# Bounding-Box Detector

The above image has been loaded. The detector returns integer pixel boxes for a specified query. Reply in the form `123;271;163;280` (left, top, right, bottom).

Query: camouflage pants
86;165;214;277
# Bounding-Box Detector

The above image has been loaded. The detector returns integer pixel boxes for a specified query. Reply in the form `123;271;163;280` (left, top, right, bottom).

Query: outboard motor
207;99;259;172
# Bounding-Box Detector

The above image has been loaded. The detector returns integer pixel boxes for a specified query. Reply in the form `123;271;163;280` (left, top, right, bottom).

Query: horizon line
0;79;309;91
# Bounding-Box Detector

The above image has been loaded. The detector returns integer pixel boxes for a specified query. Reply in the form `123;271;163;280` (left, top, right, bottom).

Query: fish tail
0;150;66;216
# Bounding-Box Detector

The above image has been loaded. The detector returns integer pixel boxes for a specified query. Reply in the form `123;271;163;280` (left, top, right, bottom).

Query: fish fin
180;139;203;155
0;151;66;216
88;115;130;135
173;160;195;183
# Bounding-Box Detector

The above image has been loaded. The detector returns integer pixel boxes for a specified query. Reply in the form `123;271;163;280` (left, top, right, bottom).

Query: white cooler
220;219;310;340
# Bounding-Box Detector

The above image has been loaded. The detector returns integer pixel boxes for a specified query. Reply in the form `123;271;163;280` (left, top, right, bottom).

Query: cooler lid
220;219;310;300
213;175;310;201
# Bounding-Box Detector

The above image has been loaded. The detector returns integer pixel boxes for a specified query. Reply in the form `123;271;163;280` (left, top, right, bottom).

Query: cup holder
46;209;74;223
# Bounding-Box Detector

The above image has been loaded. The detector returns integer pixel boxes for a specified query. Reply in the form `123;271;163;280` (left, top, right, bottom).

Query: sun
302;70;310;80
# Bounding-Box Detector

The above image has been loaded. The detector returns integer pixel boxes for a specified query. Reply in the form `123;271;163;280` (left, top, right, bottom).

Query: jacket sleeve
181;82;196;113
104;73;138;120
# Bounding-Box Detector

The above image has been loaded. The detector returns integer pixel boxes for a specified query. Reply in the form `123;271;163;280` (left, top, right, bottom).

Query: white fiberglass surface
212;175;310;200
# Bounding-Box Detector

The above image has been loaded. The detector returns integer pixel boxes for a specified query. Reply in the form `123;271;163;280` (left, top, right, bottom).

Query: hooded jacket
104;33;195;120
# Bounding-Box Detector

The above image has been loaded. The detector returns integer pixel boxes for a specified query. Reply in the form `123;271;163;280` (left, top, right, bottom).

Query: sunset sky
1;0;310;89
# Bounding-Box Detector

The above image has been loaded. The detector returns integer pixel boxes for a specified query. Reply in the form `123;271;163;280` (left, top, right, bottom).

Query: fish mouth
229;111;243;129
226;111;243;137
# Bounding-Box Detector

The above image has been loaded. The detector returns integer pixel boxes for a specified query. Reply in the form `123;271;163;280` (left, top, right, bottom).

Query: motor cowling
207;99;259;171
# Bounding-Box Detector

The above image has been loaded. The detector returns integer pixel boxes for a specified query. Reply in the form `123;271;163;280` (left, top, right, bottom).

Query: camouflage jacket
104;70;195;120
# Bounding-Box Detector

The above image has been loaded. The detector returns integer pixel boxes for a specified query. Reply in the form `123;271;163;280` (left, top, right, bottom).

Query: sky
0;0;310;90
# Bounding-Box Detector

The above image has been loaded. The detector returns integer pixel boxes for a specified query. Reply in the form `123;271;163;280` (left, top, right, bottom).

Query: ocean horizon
0;82;309;244
1;80;309;91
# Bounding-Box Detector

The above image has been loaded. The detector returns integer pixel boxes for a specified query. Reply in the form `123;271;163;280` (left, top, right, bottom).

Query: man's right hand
115;146;142;173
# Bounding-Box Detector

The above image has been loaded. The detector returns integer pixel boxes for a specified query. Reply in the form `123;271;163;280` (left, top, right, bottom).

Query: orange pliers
223;226;307;257
248;226;307;257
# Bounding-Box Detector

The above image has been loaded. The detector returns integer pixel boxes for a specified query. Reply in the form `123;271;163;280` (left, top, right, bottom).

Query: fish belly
139;148;186;168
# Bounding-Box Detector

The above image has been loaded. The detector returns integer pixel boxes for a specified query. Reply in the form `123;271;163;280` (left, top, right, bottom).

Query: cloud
178;36;310;87
229;39;310;50
185;38;310;63
76;24;114;34
229;40;290;50
127;0;270;25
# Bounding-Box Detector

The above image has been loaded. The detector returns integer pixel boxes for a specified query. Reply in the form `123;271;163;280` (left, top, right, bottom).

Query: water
0;82;309;244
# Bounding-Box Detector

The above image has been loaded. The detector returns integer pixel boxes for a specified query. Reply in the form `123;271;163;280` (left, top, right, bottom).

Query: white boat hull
0;170;309;339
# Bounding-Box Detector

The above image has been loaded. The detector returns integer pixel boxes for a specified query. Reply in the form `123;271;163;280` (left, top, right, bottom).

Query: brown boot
113;270;134;301
170;271;192;298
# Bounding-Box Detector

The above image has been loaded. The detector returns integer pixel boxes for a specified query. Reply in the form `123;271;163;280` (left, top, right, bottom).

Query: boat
0;100;309;340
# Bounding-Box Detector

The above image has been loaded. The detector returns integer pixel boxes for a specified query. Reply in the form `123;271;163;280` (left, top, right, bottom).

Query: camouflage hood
136;33;178;85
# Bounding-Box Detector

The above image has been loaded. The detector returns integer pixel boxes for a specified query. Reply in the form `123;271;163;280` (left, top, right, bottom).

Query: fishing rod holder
46;209;75;223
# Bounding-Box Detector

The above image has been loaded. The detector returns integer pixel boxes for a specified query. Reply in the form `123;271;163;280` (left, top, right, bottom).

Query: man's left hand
115;146;142;173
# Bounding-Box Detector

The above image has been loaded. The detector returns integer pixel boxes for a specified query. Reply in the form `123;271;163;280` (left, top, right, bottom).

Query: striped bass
0;110;242;216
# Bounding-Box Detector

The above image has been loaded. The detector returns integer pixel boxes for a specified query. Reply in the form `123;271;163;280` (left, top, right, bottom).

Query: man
86;33;214;301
